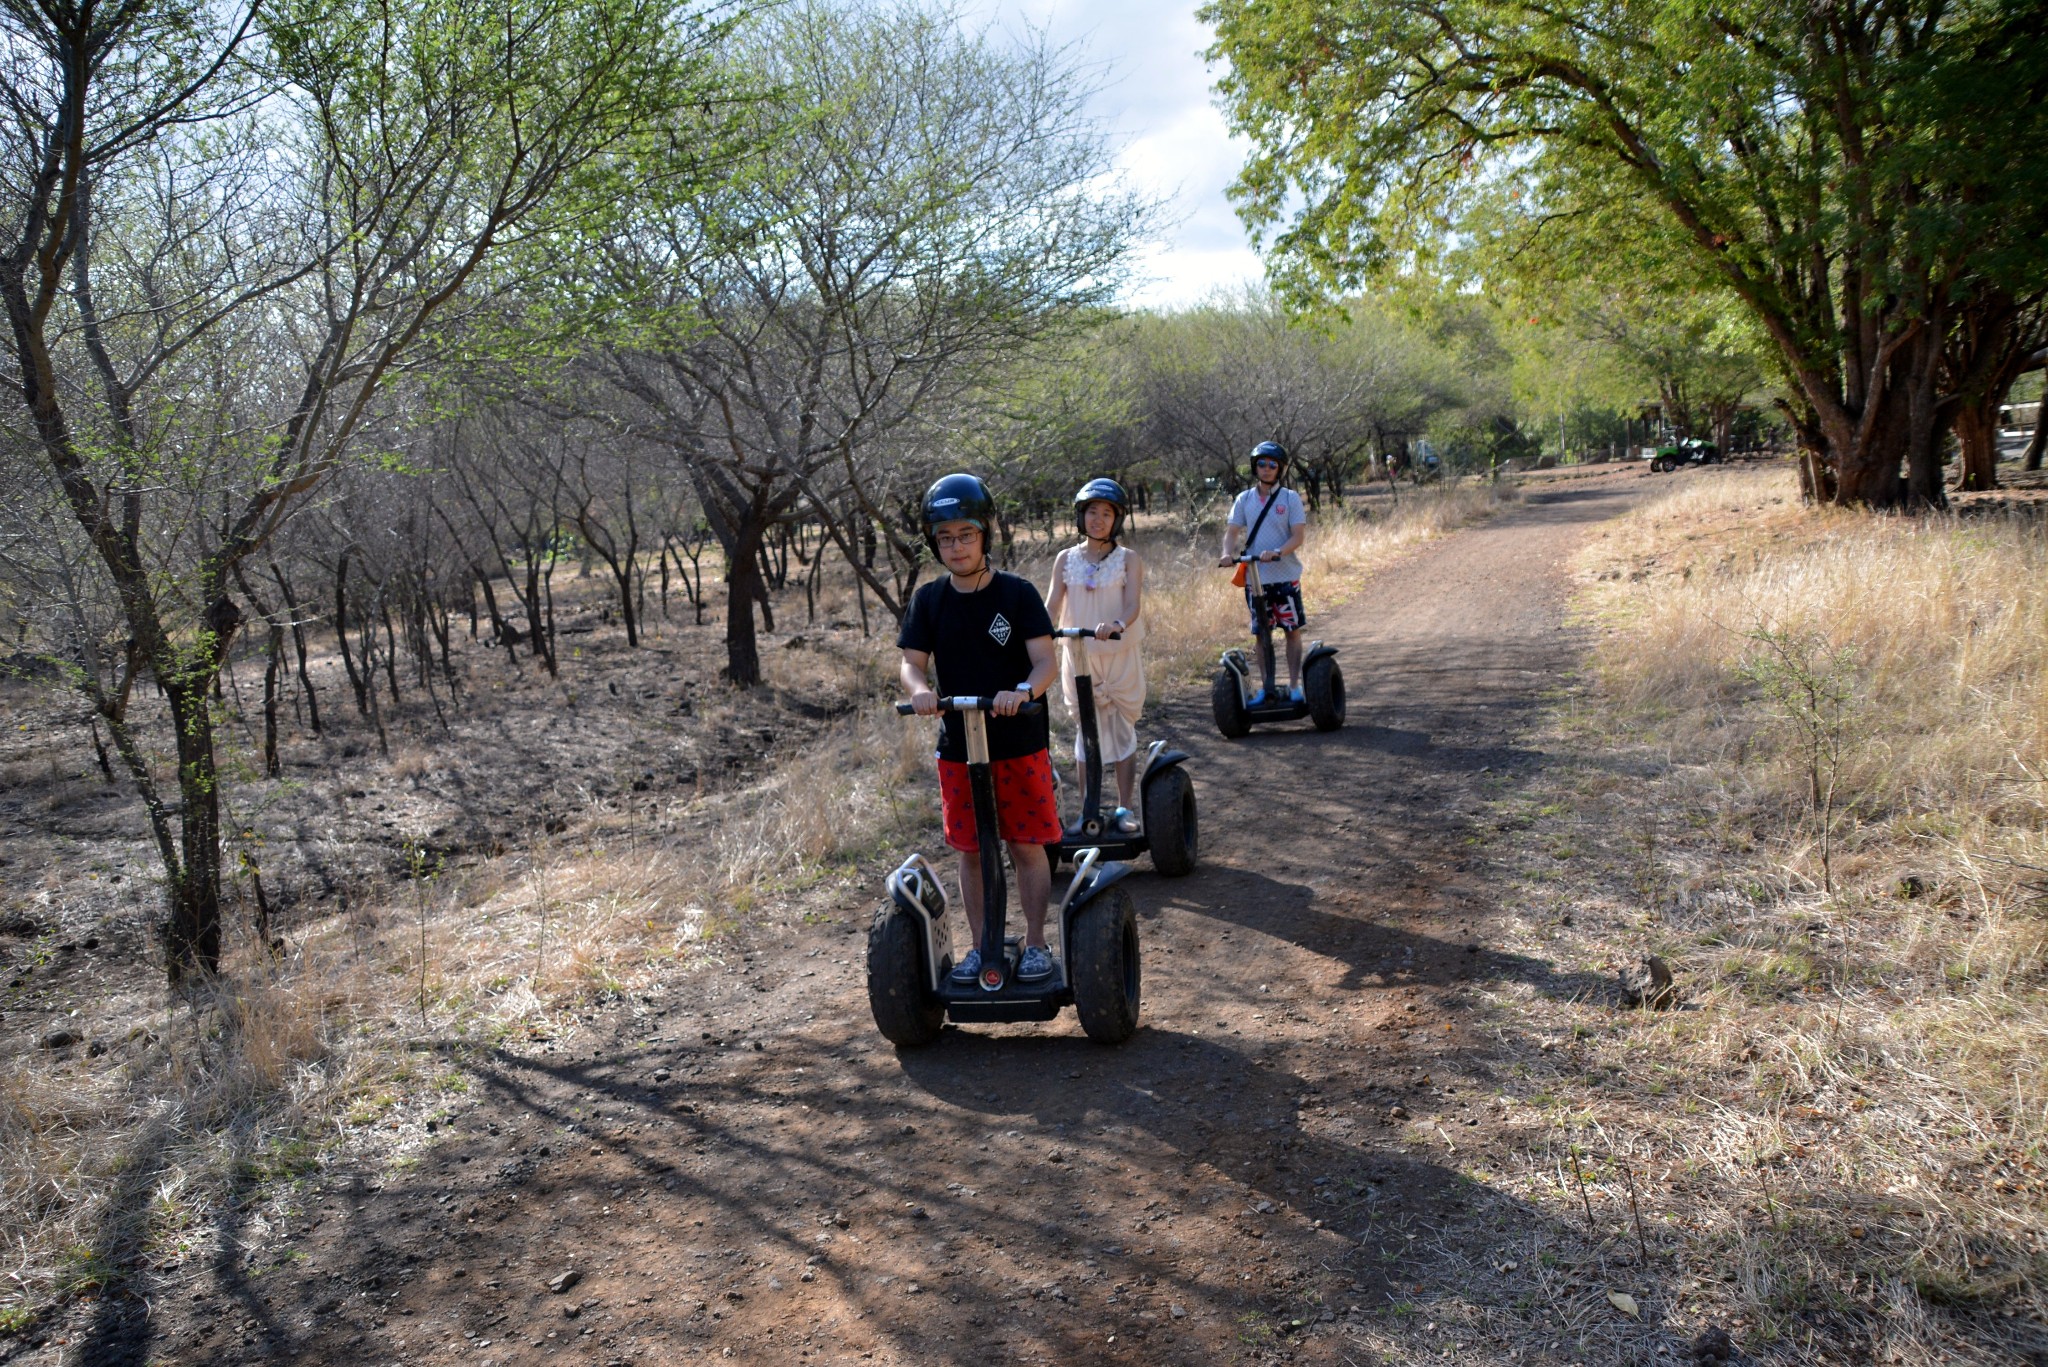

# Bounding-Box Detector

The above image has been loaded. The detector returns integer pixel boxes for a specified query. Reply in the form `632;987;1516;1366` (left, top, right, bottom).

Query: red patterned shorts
937;751;1063;853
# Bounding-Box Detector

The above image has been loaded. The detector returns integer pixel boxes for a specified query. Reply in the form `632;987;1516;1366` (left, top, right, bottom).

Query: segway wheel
1305;655;1345;732
1069;885;1140;1044
1210;669;1251;739
1142;765;1197;877
866;905;943;1047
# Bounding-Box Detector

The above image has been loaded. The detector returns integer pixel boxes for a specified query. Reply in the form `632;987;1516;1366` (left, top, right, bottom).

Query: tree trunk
335;552;370;717
474;566;522;664
1952;401;2000;492
606;544;641;646
161;592;237;982
429;599;459;707
262;623;284;778
724;524;766;686
1810;339;1949;511
524;548;557;674
379;598;402;706
270;559;321;735
2025;399;2048;473
540;554;560;673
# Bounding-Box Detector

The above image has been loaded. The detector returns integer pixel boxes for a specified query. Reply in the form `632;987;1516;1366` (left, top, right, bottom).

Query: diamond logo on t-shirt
988;613;1013;646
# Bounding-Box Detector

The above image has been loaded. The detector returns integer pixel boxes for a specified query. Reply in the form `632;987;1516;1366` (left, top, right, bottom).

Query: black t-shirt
896;571;1054;762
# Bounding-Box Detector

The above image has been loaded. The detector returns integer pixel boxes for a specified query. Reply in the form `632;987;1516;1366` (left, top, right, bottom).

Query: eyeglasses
934;531;981;549
1254;459;1280;469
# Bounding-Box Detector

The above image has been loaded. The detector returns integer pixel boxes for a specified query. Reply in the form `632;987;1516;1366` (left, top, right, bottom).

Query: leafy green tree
1204;0;2048;508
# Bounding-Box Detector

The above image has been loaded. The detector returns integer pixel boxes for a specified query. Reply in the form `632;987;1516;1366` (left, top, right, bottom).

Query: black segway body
867;697;1142;1046
1049;627;1197;876
1211;555;1345;737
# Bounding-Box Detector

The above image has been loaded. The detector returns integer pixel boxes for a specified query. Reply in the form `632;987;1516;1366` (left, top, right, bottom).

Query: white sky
963;0;1267;311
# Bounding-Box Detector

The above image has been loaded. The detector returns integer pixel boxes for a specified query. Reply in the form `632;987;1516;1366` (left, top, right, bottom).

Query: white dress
1057;546;1146;764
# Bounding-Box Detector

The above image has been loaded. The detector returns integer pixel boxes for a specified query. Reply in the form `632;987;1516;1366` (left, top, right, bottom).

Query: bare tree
579;0;1149;683
0;0;741;980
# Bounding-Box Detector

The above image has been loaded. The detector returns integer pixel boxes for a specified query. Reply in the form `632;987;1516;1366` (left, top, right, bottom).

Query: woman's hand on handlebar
909;688;940;716
1092;620;1122;640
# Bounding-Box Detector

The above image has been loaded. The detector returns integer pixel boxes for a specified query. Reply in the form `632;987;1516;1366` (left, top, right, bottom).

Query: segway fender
1140;749;1191;785
1058;852;1135;954
1304;641;1340;666
884;855;951;994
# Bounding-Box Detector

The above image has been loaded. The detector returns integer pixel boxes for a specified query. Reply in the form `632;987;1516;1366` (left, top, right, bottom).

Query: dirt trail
51;471;1655;1367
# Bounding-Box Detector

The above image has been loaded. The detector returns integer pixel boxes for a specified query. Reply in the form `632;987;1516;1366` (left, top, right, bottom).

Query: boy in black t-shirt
898;473;1062;983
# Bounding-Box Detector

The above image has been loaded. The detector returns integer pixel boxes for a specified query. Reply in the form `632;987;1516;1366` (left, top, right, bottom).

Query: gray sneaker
1017;945;1055;982
950;947;981;983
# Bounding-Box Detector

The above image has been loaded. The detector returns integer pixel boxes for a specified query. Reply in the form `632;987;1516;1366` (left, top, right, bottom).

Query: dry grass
1476;464;2048;1363
0;623;917;1332
0;958;395;1319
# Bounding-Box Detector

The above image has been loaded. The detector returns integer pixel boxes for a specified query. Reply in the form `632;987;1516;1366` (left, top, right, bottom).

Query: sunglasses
1254;459;1280;469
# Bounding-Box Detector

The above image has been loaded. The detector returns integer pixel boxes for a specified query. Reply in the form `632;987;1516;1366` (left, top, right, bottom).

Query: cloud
965;0;1267;308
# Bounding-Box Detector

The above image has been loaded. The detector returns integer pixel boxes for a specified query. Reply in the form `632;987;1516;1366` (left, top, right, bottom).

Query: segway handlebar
1053;626;1123;641
895;697;1047;716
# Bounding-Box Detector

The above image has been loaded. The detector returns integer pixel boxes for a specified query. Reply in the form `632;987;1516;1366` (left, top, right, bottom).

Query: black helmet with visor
921;472;996;562
1072;477;1129;544
1250;440;1288;480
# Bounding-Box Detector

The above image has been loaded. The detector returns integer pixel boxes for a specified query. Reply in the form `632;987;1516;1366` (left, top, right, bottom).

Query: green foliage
55;1246;119;1296
1203;0;2048;501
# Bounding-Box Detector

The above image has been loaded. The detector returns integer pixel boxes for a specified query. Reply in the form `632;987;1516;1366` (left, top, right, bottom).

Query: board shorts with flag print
937;751;1062;853
1246;579;1307;633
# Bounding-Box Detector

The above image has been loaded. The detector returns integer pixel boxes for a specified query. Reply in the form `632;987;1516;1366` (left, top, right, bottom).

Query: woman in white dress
1045;478;1148;833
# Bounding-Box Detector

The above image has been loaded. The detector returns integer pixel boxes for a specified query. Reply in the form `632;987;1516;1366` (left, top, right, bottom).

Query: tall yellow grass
1556;466;2048;1355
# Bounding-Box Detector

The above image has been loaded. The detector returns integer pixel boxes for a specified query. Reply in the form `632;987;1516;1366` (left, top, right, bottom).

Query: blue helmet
1072;477;1129;541
921;472;996;557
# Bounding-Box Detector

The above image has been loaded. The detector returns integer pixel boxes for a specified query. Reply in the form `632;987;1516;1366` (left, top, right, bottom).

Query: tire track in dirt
70;472;1652;1367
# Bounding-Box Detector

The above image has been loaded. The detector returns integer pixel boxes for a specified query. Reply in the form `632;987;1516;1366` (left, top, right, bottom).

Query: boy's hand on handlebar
1217;555;1235;568
909;688;940;716
991;688;1031;717
1259;550;1279;562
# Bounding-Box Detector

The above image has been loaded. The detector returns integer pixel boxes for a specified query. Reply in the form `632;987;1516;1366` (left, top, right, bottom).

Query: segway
867;696;1141;1047
1211;554;1344;738
1049;626;1197;876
